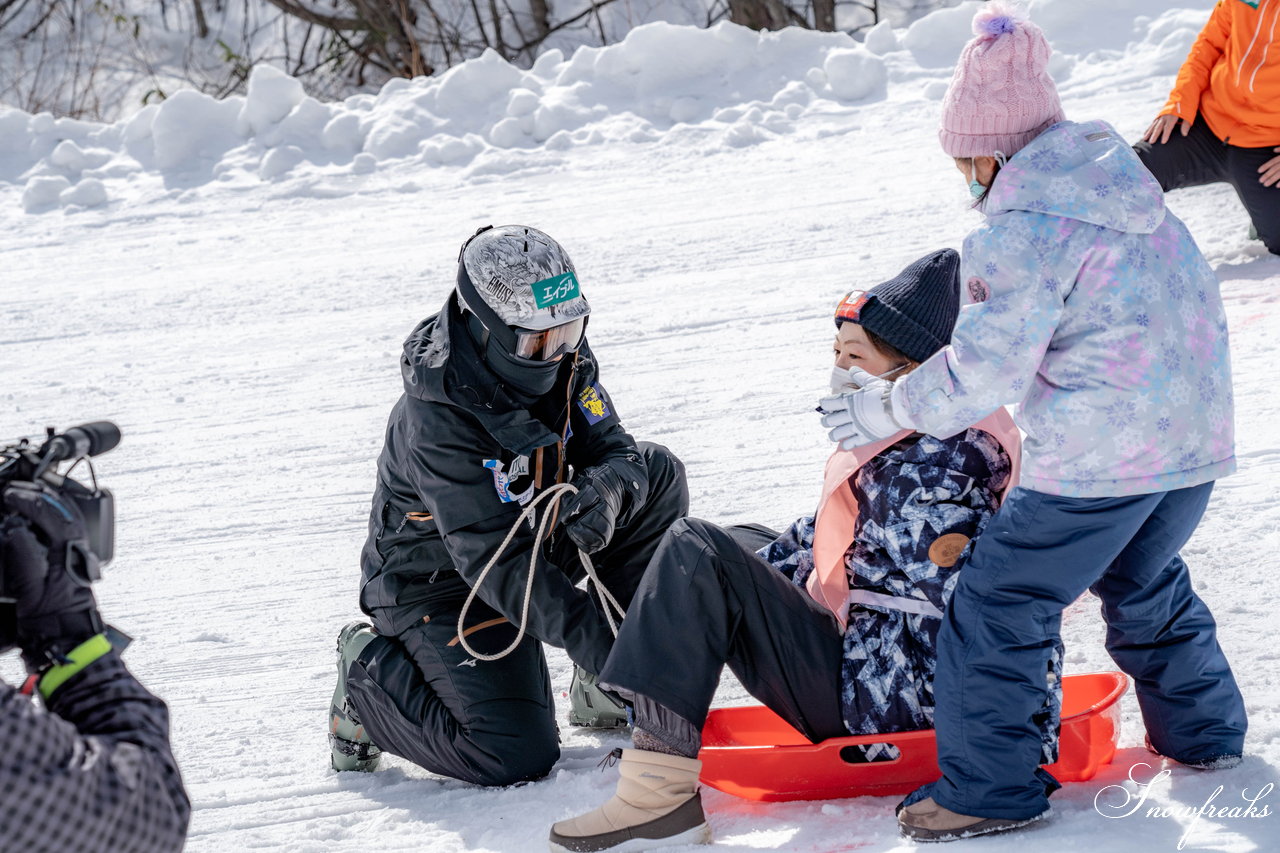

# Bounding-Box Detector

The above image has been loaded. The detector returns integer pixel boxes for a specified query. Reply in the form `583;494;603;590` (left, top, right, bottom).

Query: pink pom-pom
973;3;1024;39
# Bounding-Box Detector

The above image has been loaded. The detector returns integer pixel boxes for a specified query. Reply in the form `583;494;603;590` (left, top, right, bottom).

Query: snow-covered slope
4;1;1278;850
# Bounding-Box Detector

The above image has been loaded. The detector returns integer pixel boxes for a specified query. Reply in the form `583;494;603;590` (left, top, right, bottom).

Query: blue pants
926;483;1247;820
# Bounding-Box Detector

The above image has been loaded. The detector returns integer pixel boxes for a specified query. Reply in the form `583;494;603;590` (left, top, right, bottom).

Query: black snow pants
599;518;849;757
1134;115;1280;254
344;443;688;786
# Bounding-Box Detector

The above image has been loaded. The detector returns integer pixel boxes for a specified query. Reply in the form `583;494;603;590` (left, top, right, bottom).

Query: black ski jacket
0;652;190;852
359;296;647;675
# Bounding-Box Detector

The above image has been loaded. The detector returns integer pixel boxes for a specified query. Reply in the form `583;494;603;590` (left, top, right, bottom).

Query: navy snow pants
1134;116;1280;254
345;443;689;786
924;482;1247;820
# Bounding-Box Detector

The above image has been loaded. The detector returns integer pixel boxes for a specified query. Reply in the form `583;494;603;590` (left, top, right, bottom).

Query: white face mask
829;363;908;394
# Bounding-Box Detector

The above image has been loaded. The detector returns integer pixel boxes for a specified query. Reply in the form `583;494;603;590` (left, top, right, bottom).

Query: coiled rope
456;481;627;661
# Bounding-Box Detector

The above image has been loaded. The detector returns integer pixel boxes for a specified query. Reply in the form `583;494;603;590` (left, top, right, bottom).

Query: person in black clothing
0;482;190;853
328;225;688;786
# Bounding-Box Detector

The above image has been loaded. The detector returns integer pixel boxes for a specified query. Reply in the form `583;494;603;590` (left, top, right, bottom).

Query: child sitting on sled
547;248;1061;853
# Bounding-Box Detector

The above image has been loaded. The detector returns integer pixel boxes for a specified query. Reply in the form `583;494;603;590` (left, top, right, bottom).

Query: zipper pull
396;511;435;533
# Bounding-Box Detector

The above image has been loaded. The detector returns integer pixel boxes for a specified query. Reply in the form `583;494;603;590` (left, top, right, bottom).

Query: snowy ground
3;1;1279;851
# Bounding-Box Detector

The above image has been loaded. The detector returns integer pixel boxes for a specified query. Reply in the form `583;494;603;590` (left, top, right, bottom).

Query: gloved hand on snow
818;368;912;449
562;453;647;554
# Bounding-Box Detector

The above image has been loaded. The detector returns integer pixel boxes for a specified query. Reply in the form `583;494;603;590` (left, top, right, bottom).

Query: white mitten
817;368;909;449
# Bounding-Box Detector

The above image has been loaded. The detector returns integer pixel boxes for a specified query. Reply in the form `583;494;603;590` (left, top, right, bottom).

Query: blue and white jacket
896;120;1235;497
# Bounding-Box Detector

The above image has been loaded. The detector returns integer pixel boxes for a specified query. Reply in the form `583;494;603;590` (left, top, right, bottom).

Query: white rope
456;481;628;661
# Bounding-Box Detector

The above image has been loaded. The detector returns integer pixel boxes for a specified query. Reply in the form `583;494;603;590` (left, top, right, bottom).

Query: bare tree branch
813;0;835;31
262;0;365;32
527;0;549;40
192;0;208;38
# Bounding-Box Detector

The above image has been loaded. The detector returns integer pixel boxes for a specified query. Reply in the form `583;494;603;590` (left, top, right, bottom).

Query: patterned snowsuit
598;426;1061;761
759;428;1059;758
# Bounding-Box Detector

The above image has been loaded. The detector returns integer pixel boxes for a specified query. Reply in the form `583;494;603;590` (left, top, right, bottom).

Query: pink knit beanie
939;3;1066;158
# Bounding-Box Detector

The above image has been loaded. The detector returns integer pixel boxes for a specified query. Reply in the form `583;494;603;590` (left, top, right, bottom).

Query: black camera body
0;422;119;570
25;469;115;572
0;422;120;650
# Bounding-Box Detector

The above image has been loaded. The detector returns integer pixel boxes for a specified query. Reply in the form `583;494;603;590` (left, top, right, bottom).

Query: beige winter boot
549;748;711;852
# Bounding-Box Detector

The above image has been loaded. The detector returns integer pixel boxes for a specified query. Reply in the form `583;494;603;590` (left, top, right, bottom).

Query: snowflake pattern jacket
896;120;1236;498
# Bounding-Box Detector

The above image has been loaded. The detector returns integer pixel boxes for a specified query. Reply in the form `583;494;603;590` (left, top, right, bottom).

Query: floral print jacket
896;120;1235;498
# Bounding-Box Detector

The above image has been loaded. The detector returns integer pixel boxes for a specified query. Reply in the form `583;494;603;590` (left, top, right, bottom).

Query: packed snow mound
0;3;1208;212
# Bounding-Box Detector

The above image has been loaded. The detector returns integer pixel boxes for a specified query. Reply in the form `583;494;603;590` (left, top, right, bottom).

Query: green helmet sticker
531;271;581;308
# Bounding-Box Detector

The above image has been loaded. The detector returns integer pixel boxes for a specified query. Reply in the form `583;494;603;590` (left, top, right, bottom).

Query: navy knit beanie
834;248;961;364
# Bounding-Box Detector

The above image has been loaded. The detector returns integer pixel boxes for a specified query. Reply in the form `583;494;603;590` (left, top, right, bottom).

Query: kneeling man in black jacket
328;225;688;786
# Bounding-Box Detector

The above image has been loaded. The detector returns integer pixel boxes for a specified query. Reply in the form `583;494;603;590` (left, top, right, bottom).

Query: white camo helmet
459;225;590;331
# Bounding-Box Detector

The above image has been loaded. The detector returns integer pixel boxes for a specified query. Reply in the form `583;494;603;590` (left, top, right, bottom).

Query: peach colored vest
805;410;1022;631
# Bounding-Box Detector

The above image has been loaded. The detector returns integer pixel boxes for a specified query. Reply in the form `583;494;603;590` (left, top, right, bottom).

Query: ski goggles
513;316;587;361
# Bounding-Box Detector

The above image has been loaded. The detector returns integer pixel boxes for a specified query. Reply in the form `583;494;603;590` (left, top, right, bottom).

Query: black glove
1;481;102;670
562;453;647;554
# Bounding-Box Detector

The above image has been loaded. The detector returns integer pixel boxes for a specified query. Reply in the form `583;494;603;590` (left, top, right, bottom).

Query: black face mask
464;310;562;399
486;338;562;397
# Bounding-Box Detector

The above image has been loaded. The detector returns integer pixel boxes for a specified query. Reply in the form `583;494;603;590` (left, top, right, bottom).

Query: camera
0;422;120;649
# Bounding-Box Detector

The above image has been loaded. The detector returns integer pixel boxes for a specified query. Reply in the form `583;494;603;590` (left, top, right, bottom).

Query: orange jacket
1161;0;1280;148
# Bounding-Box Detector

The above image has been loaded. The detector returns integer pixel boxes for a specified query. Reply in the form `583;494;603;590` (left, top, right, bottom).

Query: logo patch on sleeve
966;276;991;304
531;271;581;308
576;385;612;424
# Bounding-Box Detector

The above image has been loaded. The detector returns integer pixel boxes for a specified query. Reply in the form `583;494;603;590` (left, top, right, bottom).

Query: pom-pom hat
939;3;1066;158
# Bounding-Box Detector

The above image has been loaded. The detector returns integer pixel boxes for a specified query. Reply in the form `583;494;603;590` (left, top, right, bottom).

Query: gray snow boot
569;665;629;729
1249;223;1260;242
329;621;383;772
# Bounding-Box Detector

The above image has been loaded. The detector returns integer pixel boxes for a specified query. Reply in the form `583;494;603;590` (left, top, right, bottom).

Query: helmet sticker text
532;271;581;309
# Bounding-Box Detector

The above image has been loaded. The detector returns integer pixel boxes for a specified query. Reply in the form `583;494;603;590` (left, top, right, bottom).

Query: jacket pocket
374;499;392;541
998;488;1048;547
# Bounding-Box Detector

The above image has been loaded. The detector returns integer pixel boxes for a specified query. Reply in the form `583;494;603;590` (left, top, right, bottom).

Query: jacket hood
399;294;570;455
984;120;1167;234
400;297;463;407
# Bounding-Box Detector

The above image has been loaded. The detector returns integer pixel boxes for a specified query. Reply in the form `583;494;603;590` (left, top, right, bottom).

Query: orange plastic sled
697;671;1128;802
